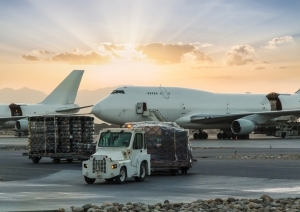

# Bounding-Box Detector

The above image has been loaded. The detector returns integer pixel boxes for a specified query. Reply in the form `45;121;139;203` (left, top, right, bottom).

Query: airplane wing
190;109;300;124
0;116;25;122
55;105;94;113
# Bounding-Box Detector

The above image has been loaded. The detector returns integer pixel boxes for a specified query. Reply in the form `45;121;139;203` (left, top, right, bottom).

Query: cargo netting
123;121;193;167
28;116;95;155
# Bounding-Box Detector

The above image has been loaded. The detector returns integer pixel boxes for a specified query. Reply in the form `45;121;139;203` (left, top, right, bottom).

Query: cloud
255;66;265;70
52;51;110;65
22;42;214;65
265;36;293;49
193;51;214;63
191;66;219;69
192;42;214;48
32;50;51;55
136;43;195;64
22;55;39;61
226;44;256;66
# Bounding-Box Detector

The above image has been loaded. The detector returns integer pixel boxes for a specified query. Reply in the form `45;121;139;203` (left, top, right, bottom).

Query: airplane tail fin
40;70;84;105
296;89;300;94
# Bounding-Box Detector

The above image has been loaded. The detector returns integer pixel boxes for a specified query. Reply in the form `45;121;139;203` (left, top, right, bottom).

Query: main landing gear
217;131;249;140
193;130;208;140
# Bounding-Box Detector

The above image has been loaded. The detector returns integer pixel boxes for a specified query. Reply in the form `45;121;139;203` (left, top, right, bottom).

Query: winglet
40;70;84;104
296;89;300;94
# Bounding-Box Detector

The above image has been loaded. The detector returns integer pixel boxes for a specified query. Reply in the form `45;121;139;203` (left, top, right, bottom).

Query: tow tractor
82;128;151;184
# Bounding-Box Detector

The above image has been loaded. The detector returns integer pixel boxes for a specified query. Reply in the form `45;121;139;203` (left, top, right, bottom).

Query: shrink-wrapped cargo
122;121;193;171
28;116;95;155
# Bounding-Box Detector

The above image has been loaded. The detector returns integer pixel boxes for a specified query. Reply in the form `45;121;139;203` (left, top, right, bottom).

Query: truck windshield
98;132;132;147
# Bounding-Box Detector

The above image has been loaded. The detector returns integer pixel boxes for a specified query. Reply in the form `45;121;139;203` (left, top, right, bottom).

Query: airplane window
111;90;125;94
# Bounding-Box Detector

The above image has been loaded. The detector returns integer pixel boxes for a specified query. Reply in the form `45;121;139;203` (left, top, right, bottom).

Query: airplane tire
193;133;199;139
203;133;208;139
281;132;286;138
221;133;227;139
84;176;96;184
217;133;222;139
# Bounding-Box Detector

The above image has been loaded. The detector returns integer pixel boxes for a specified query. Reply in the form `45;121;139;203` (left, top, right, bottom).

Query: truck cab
82;128;151;184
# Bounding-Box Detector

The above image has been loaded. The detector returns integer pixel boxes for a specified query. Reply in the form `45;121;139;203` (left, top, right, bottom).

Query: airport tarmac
1;135;300;211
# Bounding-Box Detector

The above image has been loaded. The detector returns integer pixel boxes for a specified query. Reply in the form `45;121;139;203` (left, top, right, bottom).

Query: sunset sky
0;0;299;95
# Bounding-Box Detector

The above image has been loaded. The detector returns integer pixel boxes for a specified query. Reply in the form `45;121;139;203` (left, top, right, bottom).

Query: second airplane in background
0;70;92;136
91;86;300;139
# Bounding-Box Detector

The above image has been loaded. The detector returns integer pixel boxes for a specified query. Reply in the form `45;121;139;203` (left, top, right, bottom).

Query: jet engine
231;119;255;135
15;118;28;131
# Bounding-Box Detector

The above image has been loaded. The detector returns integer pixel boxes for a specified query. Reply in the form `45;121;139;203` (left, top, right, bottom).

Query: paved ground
1;135;300;211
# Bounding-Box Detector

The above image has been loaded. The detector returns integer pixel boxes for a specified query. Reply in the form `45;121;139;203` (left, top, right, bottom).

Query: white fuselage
0;103;79;129
91;86;300;129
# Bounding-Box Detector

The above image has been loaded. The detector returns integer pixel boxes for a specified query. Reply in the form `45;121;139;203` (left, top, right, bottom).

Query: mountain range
0;86;118;123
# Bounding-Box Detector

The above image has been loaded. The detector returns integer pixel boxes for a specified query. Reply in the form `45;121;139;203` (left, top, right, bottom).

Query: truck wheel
135;162;146;182
84;175;95;184
31;157;41;163
181;168;188;174
115;167;127;184
52;158;60;164
170;169;178;176
66;159;73;163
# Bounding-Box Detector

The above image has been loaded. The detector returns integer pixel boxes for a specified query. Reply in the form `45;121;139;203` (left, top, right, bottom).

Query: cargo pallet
123;121;197;175
23;115;95;164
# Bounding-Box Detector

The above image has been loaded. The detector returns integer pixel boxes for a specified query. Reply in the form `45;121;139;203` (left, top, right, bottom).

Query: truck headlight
111;164;118;169
84;164;88;168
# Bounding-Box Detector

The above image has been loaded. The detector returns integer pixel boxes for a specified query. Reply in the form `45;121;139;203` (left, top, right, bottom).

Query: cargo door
9;103;23;116
266;92;282;111
130;133;144;170
159;87;169;99
136;102;147;114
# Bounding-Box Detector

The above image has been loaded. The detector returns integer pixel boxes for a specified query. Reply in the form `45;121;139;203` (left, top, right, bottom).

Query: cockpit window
111;90;125;94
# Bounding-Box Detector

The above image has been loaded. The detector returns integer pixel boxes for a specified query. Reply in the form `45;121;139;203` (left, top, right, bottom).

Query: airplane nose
91;103;101;118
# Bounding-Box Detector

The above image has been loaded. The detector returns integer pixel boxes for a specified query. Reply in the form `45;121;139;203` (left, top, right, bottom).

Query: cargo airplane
0;70;92;136
91;86;300;139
